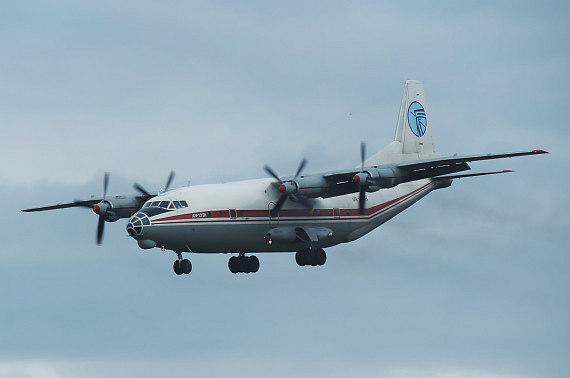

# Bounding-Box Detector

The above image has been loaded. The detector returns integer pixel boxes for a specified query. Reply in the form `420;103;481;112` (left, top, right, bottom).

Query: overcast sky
1;1;568;377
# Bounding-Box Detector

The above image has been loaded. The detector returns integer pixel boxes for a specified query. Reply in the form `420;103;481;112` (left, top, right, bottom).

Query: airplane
22;80;547;276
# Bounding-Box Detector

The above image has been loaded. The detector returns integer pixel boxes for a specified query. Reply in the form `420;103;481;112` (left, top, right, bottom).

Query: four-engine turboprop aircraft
23;81;547;275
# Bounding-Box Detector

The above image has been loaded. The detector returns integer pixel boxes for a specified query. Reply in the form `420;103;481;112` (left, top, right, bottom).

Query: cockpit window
143;200;187;210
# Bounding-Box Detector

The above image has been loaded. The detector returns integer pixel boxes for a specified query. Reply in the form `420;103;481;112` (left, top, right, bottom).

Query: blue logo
408;101;427;137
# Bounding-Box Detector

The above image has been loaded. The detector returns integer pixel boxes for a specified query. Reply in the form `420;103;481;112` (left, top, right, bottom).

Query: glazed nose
126;212;150;237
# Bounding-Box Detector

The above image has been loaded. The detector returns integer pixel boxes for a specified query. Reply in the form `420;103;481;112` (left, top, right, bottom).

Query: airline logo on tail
408;101;427;137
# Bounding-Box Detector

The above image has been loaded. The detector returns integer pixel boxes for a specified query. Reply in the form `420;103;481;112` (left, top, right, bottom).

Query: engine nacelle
353;167;405;189
264;227;297;244
294;175;329;198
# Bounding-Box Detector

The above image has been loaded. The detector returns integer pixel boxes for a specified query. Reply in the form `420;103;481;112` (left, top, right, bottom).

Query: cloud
0;360;541;378
0;1;568;378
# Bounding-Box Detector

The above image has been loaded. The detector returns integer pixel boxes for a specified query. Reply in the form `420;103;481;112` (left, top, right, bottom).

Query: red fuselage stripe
150;182;433;225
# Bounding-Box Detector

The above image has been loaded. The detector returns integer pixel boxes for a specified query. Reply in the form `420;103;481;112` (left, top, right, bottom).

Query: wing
21;194;154;213
320;149;547;198
22;199;103;212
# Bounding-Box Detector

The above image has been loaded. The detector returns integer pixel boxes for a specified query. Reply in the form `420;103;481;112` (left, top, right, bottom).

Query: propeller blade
358;187;366;215
293;158;307;180
133;183;152;197
96;215;105;245
164;170;175;192
360;142;366;171
264;165;283;184
270;195;288;218
103;172;109;199
292;193;314;214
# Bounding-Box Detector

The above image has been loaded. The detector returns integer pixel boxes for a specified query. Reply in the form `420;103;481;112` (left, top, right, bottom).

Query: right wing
319;149;547;198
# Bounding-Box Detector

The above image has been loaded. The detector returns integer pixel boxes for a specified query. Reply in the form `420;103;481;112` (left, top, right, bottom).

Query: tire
306;248;315;265
182;259;192;274
249;256;260;273
295;251;306;266
228;256;239;274
315;248;326;266
173;260;183;275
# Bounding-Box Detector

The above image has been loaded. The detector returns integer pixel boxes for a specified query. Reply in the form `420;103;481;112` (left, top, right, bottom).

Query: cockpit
135;199;188;221
127;200;189;237
142;200;188;210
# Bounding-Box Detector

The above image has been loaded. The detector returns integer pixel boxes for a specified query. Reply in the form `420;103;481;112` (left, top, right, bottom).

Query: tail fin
394;80;435;155
365;80;438;166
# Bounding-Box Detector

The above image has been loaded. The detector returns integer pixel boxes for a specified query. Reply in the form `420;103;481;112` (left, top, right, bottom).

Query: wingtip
532;149;548;154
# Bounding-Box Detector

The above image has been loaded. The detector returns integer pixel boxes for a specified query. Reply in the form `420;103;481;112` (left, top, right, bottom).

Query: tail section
394;80;435;155
365;80;439;166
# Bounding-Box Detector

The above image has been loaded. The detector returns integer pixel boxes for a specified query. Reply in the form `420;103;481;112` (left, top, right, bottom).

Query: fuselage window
180;201;188;208
229;209;237;219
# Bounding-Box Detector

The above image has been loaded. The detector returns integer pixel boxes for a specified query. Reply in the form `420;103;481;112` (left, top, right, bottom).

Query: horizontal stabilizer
432;170;514;181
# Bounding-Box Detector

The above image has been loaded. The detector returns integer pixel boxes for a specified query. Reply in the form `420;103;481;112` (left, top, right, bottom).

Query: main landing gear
228;254;260;274
173;252;192;275
295;247;326;267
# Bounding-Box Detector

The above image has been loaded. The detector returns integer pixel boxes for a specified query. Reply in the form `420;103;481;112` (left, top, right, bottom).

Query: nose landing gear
173;252;192;275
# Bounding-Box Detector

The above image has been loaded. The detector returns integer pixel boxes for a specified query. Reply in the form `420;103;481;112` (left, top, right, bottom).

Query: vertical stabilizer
394;80;435;155
364;80;438;166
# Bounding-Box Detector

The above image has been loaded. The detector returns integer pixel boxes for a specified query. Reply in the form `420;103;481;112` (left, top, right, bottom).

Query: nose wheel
173;252;192;275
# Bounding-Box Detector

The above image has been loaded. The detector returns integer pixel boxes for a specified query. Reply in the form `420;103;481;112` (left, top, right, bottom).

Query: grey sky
1;1;568;377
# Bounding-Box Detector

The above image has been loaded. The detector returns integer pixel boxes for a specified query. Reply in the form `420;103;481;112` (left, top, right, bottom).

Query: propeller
264;159;313;217
355;142;367;214
133;170;175;197
93;172;110;245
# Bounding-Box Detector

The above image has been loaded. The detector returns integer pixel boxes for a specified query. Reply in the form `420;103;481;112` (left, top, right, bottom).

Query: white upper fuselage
128;177;437;254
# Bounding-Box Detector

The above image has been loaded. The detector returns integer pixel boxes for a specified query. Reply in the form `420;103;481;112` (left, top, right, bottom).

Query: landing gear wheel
228;255;259;274
306;248;316;266
315;248;326;266
248;256;260;273
295;251;306;266
296;248;326;267
173;260;183;275
229;256;239;274
181;259;192;274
